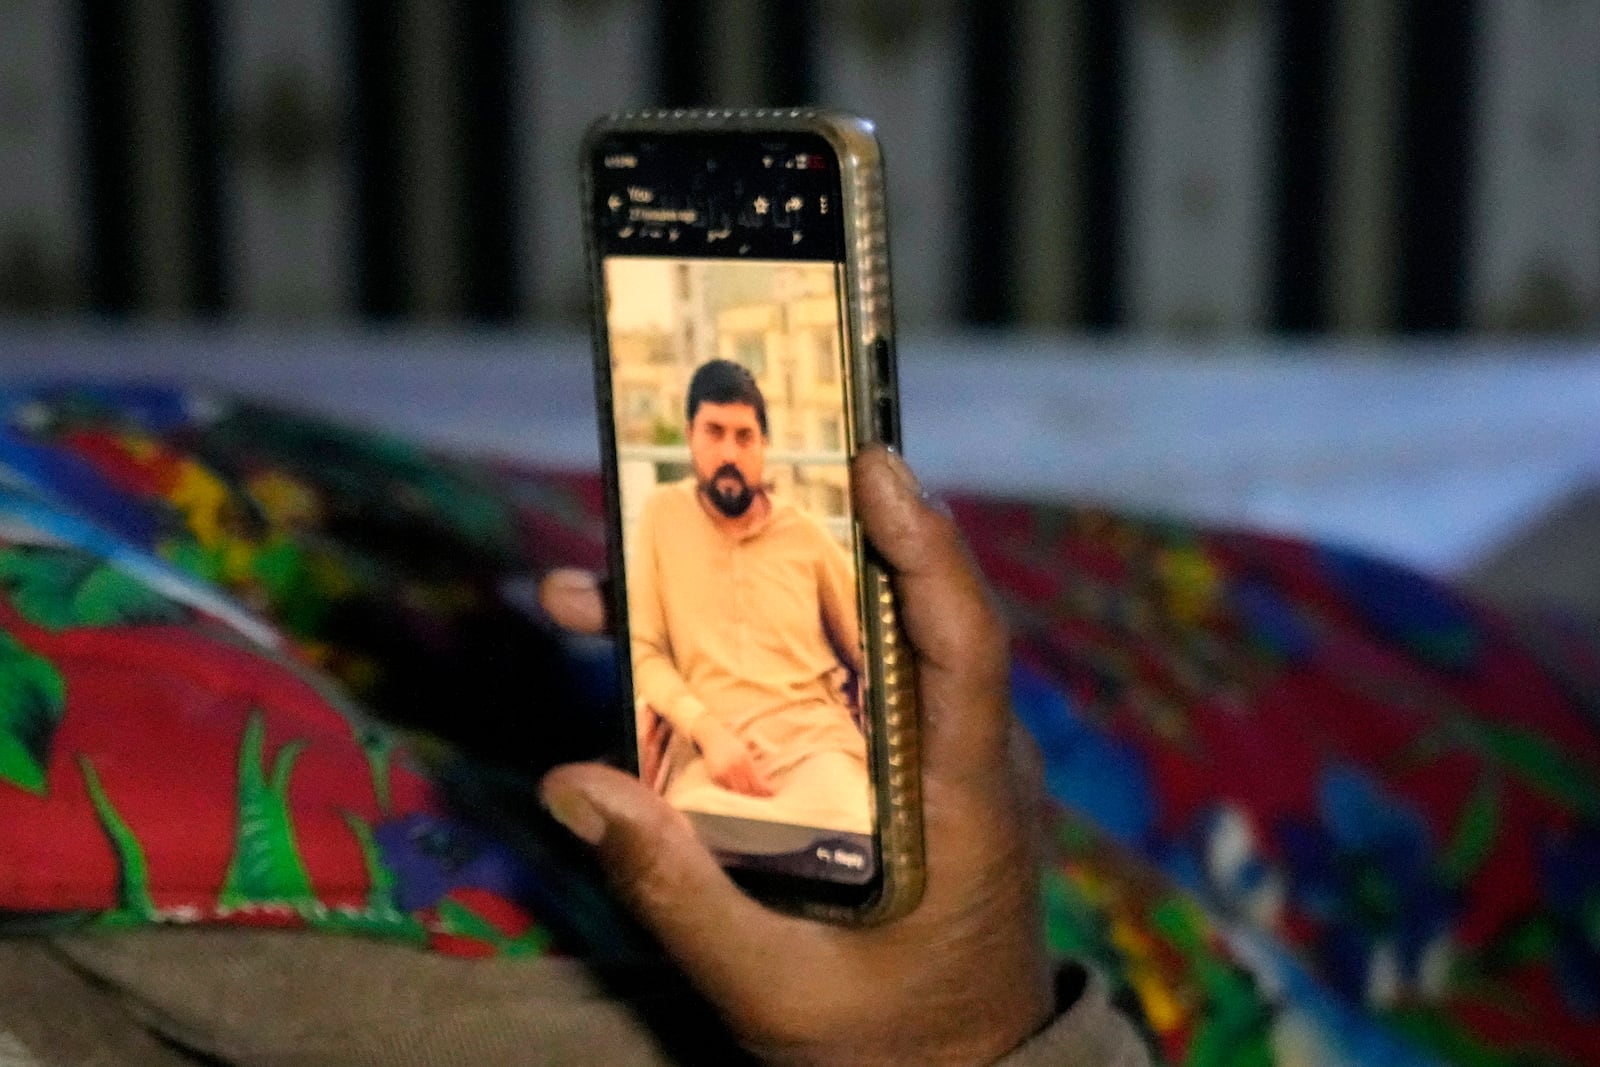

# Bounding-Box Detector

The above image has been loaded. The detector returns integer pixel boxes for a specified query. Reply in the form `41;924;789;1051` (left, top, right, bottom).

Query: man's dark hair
686;359;768;436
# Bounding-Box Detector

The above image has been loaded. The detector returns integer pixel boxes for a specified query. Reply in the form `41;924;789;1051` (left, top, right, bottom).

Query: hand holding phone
540;448;1058;1067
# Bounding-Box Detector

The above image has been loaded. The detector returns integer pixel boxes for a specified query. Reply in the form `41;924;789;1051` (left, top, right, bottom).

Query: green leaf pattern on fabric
342;811;403;920
0;633;66;794
1152;900;1275;1067
353;721;396;813
1440;776;1501;889
73;562;188;627
324;811;427;944
0;546;187;631
219;711;315;909
1452;718;1600;820
78;756;157;921
434;896;551;958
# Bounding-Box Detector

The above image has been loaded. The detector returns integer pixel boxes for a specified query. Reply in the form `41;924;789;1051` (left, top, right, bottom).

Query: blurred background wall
3;0;1596;338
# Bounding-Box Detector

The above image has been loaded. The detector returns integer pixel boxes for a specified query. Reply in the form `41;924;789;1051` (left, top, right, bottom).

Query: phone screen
590;132;880;893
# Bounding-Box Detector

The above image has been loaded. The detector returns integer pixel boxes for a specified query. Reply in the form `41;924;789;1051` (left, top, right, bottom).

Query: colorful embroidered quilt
0;382;1595;1066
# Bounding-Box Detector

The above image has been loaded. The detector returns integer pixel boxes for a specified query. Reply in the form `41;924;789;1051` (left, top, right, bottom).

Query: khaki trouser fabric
0;931;1148;1067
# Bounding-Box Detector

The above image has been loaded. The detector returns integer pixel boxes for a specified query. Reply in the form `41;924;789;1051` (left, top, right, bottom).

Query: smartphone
581;110;921;923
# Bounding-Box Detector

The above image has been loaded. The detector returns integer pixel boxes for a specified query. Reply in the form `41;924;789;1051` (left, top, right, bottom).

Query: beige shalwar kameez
627;479;870;832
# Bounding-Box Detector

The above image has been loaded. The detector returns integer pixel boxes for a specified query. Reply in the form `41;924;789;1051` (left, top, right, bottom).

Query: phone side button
875;396;897;445
870;336;892;381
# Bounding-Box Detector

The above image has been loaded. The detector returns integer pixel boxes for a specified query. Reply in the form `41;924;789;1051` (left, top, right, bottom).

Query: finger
720;761;772;798
539;568;606;635
739;750;775;796
738;767;775;797
851;447;1012;766
540;763;787;995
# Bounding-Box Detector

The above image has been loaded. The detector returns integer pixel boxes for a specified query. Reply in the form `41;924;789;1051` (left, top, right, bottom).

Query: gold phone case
581;109;923;924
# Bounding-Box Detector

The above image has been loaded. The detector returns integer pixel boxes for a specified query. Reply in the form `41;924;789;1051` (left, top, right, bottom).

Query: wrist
666;691;710;735
687;714;729;752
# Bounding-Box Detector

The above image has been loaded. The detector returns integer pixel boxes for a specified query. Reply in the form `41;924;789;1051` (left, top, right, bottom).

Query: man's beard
701;463;755;518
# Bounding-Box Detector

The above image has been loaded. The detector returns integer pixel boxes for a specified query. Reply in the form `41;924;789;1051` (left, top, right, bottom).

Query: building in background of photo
606;258;852;563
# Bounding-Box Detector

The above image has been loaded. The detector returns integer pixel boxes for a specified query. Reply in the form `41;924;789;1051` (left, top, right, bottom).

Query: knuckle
604;806;693;909
623;847;693;915
922;505;967;563
970;597;1012;686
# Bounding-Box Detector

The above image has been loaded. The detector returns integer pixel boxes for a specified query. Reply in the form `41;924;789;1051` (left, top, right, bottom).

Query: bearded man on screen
626;358;869;833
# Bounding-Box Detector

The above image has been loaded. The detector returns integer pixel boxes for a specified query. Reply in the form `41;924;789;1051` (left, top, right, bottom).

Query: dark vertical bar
1271;0;1334;332
79;0;139;314
457;1;519;320
179;0;226;314
348;0;407;318
1396;0;1475;332
764;0;818;105
656;0;713;107
1076;1;1127;330
961;0;1020;325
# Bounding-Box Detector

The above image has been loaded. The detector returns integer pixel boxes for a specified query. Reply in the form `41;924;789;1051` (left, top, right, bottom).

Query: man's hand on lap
691;716;775;798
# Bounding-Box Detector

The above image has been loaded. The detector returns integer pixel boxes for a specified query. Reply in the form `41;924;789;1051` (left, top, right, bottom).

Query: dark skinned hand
539;447;1055;1067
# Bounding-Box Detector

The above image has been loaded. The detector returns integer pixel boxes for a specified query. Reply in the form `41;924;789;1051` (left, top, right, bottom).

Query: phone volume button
870;336;892;382
875;396;896;445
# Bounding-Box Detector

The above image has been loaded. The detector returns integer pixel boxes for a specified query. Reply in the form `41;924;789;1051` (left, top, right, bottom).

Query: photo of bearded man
624;357;870;834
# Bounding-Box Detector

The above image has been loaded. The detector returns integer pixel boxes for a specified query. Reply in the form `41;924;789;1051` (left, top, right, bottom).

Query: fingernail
882;447;921;496
540;780;607;845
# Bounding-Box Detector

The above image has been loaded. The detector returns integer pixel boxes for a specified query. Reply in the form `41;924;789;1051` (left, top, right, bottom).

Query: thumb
539;763;778;980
